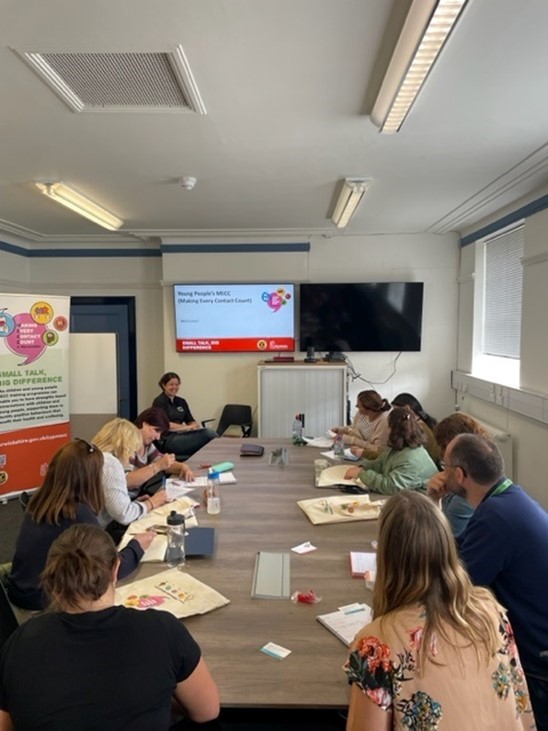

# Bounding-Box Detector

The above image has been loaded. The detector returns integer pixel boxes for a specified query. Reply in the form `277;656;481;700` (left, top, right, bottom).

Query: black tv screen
299;282;424;352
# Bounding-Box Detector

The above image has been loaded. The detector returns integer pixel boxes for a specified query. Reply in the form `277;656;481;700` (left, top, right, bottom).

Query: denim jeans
160;428;218;461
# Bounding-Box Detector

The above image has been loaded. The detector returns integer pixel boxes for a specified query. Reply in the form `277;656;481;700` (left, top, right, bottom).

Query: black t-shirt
152;393;194;426
0;606;201;730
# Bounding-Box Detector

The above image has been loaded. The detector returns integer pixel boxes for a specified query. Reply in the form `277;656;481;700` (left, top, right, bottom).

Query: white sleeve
98;452;146;527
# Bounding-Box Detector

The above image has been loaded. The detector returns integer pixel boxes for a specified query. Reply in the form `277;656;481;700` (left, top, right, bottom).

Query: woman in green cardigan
344;406;438;495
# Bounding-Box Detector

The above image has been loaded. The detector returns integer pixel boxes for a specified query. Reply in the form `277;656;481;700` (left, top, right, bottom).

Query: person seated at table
126;407;195;497
7;439;153;611
344;406;437;495
152;372;218;461
0;524;220;730
391;392;440;466
427;412;488;537
92;418;168;537
344;491;534;731
332;390;390;460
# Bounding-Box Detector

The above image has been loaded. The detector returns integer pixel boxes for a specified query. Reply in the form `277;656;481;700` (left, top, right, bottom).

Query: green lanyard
490;477;513;497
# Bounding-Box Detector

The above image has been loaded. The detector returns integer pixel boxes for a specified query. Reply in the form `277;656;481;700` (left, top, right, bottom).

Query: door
69;297;137;437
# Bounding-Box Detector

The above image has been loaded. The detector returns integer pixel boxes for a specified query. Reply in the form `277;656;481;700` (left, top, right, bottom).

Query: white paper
291;541;317;554
303;436;334;448
320;449;358;461
350;552;377;577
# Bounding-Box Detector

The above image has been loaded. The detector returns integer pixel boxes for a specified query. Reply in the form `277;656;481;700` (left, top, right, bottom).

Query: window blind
483;226;524;359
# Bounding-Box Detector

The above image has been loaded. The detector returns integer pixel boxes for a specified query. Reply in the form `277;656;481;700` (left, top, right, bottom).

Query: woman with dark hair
152;372;218;460
332;390;391;460
391;392;440;465
344;406;437;495
345;491;534;730
7;440;153;611
0;524;220;729
426;412;489;537
126;407;195;496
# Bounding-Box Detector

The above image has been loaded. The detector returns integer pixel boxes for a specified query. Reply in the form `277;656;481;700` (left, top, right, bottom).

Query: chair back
19;491;30;512
0;565;19;651
217;404;253;437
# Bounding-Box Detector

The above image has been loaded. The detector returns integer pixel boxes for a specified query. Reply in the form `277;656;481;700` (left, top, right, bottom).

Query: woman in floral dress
344;491;536;731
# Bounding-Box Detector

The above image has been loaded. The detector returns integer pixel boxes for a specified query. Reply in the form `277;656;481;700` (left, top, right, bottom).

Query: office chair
0;564;19;651
19;491;30;512
202;404;252;437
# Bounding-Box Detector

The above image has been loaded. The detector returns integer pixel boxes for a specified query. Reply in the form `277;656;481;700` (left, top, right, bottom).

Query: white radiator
458;413;514;480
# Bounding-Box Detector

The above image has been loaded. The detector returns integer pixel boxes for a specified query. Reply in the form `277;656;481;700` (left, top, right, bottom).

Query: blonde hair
92;418;142;465
373;491;502;672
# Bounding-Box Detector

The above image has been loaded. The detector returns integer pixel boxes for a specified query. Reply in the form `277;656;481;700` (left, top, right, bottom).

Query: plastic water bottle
292;414;304;445
207;470;221;514
334;433;345;459
165;510;186;567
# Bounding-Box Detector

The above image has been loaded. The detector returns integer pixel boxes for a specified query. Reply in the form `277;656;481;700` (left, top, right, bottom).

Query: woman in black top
152;372;218;460
0;524;220;730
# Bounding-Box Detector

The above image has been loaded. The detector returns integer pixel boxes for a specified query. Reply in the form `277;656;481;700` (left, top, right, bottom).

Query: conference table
124;438;381;709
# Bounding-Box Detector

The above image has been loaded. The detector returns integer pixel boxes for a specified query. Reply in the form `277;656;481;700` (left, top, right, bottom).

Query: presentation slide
174;284;294;352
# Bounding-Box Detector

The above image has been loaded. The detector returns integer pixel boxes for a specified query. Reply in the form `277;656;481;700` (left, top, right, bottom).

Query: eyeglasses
441;461;459;470
75;437;97;453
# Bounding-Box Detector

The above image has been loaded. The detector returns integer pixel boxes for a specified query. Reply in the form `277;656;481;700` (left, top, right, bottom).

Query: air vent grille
13;46;206;114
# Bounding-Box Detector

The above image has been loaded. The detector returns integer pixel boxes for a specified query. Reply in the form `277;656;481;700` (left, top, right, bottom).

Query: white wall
26;254;164;413
3;231;460;437
0;248;29;290
161;232;460;428
457;198;548;506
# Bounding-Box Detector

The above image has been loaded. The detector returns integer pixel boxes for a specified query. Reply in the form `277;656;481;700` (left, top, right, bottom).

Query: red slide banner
176;336;295;353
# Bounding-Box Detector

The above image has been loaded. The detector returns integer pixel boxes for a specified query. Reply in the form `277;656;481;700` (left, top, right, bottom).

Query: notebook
316;604;372;646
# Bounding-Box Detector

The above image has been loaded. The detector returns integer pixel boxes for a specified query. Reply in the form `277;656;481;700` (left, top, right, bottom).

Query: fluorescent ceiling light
331;178;370;228
371;0;469;134
35;182;123;230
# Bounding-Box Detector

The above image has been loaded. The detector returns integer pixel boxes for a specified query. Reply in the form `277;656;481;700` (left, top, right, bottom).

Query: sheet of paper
291;541;317;554
350;551;377;577
303;436;333;448
320;449;358;461
316;464;363;488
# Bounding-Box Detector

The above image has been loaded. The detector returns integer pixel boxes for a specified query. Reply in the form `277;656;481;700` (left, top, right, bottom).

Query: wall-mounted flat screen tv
174;283;295;352
299;282;424;352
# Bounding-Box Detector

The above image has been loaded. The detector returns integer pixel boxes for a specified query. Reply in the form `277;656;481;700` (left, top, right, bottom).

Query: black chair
203;404;252;438
0;565;19;651
19;490;30;512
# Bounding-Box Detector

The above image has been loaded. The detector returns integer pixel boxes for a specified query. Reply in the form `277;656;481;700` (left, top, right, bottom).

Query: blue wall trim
460;193;548;247
0;241;160;258
160;242;310;253
1;240;310;257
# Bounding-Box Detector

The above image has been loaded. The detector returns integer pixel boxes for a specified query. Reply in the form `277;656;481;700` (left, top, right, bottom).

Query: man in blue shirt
443;433;548;731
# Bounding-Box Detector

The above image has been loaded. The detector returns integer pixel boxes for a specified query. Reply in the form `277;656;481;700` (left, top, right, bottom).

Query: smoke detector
179;176;197;190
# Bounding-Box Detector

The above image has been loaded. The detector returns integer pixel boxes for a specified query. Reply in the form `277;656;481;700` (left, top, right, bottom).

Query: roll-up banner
0;294;71;499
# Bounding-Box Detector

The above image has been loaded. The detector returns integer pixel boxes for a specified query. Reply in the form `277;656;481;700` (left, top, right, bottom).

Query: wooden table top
127;438;380;709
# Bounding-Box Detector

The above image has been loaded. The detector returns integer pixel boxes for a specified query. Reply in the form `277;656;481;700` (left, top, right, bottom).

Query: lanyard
489;477;513;498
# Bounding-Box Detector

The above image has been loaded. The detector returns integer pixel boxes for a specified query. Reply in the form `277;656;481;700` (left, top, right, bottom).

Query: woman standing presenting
0;524;220;729
152;372;218;460
345;491;535;730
